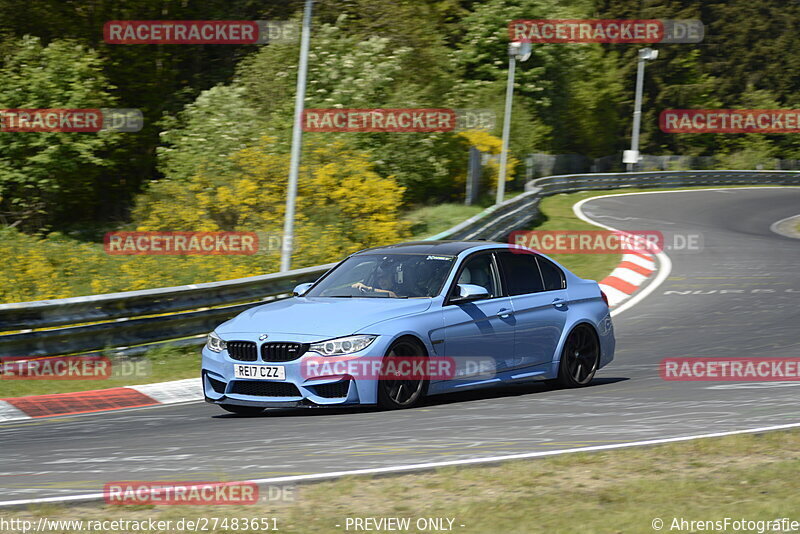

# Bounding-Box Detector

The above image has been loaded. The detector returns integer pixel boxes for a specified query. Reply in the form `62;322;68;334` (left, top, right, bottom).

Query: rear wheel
220;404;264;416
378;338;428;409
552;325;600;388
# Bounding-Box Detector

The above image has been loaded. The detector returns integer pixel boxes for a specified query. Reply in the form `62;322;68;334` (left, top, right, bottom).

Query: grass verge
0;344;200;398
528;190;623;282
405;203;486;238
5;429;800;533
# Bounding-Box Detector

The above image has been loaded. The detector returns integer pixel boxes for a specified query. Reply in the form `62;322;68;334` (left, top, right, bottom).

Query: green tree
235;16;472;203
157;85;262;184
449;0;615;157
597;0;800;161
0;36;119;231
0;0;301;225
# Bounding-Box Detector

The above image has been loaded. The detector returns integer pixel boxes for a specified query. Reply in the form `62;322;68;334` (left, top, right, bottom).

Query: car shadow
420;376;628;408
212;377;629;418
213;405;379;418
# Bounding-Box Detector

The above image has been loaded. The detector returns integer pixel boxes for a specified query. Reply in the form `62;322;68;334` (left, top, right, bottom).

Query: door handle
552;298;567;308
498;308;513;319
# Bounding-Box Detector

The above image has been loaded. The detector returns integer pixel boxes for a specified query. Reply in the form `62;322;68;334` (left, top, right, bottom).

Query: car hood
216;297;433;338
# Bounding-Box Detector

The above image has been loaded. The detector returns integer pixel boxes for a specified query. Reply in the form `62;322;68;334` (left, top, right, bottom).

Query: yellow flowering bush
0;137;410;304
457;129;520;191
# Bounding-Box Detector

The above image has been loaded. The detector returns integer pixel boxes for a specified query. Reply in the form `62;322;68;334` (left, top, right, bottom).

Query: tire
220;404;265;416
377;338;428;409
551;324;600;388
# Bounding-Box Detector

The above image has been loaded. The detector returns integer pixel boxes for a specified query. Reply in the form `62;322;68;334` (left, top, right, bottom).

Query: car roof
353;240;508;256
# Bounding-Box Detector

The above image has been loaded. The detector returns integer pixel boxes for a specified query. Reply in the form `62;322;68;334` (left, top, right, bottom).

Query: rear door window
537;256;566;291
497;252;545;296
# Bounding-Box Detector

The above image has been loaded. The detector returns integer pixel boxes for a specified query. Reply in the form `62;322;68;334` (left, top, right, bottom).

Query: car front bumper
201;333;387;407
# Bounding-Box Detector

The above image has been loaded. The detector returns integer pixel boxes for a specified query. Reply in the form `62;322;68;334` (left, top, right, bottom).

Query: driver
352;265;398;298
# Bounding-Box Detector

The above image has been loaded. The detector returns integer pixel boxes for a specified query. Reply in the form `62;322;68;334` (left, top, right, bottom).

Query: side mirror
293;282;314;296
451;283;490;303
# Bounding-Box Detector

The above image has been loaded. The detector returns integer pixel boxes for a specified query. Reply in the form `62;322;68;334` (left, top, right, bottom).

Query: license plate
233;364;285;380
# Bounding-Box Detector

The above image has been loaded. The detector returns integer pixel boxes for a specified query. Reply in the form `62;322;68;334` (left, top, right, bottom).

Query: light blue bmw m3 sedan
202;241;615;414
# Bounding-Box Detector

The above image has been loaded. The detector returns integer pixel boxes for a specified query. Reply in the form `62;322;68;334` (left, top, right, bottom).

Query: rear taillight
600;290;609;307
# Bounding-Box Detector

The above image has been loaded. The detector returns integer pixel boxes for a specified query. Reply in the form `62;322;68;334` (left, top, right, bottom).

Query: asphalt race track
1;187;799;503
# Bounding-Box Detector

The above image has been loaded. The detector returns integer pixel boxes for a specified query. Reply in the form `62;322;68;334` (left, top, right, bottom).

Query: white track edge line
573;192;671;317
769;213;800;239
1;186;796;508
572;186;800;315
3;421;800;508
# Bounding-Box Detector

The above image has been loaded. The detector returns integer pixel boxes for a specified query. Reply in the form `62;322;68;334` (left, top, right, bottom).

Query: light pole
496;41;531;205
280;0;313;272
624;47;658;172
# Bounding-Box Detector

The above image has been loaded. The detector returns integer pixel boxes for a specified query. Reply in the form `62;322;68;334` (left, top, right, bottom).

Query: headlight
206;331;227;353
309;335;377;356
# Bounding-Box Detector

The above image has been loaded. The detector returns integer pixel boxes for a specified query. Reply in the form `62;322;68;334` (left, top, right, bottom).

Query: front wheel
220;404;264;416
551;325;600;388
377;338;428;409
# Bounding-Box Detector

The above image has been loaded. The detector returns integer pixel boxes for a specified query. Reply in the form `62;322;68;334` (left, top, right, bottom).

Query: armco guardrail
2;170;799;358
0;263;337;358
526;169;800;193
0;263;336;331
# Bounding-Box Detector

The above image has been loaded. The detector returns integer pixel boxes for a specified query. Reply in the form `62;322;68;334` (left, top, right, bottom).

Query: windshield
305;253;456;298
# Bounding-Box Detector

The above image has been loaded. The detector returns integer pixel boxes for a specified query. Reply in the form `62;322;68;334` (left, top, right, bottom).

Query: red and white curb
0;250;658;423
0;254;660;423
0;192;674;424
599;251;657;308
573;192;674;317
0;378;202;422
